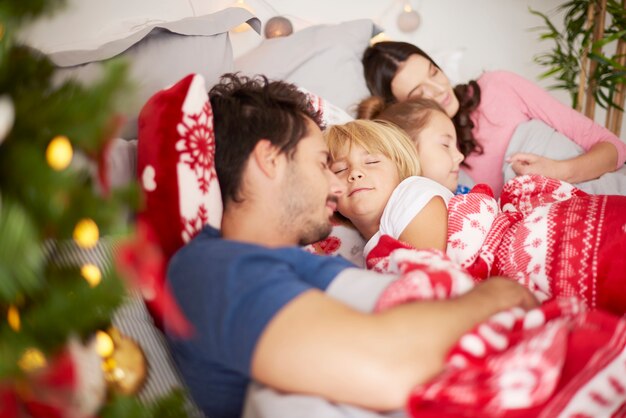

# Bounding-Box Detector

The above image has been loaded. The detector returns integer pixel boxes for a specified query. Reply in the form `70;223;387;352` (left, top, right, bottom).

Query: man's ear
252;139;282;179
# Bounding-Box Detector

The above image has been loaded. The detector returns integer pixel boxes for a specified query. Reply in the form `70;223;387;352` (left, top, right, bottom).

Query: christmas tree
0;1;189;416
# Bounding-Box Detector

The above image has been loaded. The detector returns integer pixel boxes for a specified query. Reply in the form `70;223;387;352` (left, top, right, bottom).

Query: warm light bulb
95;330;115;358
370;32;390;45
231;0;255;33
73;218;99;249
81;263;102;287
46;135;73;171
7;305;20;331
397;9;421;33
264;16;293;39
18;348;47;372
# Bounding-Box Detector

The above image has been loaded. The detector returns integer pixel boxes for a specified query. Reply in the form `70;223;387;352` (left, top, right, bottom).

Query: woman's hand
506;152;569;181
507;142;619;184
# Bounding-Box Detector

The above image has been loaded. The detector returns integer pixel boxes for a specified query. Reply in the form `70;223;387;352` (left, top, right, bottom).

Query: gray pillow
235;19;381;116
47;9;260;139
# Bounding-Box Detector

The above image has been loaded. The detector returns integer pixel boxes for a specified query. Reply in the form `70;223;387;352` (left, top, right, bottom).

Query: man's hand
472;277;540;313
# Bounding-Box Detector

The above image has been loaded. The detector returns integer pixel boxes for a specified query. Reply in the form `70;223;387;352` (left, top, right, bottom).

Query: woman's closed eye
365;160;380;165
408;87;423;99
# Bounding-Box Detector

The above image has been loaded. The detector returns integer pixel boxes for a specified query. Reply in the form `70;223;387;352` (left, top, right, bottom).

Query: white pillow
35;10;260;139
235;19;381;116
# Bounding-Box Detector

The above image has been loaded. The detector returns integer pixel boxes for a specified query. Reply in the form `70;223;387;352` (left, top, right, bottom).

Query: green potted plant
530;0;626;133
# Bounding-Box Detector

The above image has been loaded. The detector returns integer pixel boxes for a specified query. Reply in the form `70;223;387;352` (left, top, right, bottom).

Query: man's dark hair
209;73;323;206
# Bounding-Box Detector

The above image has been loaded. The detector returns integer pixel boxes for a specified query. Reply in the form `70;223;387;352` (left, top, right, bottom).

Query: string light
264;16;293;39
46;135;73;171
231;0;255;33
397;1;421;33
95;330;114;358
7;305;20;331
370;32;391;45
18;348;47;372
73;218;99;249
81;263;102;287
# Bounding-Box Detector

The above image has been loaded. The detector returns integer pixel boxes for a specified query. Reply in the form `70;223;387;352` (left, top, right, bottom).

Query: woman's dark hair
362;41;483;163
209;73;322;206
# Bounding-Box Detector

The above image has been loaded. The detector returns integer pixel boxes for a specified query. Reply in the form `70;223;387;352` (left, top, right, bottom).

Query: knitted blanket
447;174;626;315
367;235;626;417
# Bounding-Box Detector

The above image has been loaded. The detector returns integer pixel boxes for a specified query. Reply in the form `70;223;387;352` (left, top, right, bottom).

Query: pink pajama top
463;70;626;195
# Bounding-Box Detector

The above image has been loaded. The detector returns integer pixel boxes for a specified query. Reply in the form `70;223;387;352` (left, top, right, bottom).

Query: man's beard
296;196;337;246
280;166;334;246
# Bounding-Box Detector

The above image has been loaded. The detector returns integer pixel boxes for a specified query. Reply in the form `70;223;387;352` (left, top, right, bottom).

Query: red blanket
367;235;626;418
447;174;626;315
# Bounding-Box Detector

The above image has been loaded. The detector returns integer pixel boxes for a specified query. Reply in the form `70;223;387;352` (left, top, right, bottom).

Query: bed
31;6;626;418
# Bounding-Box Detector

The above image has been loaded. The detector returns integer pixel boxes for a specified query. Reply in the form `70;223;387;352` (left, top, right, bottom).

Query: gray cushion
235;19;381;116
45;10;260;139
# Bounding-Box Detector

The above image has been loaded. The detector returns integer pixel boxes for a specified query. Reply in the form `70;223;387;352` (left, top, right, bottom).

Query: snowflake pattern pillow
137;73;222;260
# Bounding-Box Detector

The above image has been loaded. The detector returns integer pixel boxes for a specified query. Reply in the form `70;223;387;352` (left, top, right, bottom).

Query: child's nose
454;148;464;164
349;169;364;182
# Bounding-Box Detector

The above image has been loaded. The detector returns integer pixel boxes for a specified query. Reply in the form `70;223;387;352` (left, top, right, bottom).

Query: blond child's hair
325;119;421;181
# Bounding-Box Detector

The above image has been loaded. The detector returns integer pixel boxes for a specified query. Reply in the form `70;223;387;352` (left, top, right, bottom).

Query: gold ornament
7;305;20;331
81;263;102;287
100;327;147;395
46;135;73;171
73;218;99;249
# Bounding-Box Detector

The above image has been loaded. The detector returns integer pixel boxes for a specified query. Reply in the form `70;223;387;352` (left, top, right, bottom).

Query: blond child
326;118;454;256
359;96;467;194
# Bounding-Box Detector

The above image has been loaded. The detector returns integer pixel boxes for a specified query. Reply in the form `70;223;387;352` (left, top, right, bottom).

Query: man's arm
251;278;537;411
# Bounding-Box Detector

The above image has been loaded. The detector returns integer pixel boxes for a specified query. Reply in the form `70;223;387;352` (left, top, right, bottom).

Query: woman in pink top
362;41;626;195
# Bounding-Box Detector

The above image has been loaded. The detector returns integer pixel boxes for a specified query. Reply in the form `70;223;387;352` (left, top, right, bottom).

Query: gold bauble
102;328;147;395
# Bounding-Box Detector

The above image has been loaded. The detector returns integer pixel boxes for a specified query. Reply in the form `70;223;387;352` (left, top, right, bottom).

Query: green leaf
0;197;44;302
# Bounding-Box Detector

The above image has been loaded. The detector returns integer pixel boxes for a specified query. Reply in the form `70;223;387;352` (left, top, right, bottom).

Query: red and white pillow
137;73;222;260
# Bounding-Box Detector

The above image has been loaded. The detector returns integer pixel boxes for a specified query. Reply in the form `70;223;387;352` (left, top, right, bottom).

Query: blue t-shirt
165;226;353;418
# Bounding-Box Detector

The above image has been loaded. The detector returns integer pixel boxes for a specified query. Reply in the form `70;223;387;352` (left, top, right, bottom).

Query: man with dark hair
165;74;538;418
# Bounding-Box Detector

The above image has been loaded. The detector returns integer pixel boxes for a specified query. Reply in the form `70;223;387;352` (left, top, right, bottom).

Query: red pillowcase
137;73;222;260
